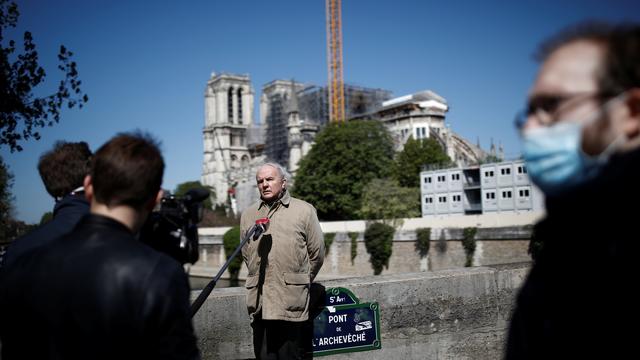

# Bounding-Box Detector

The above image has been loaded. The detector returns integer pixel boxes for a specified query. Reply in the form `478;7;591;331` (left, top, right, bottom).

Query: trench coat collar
258;189;291;210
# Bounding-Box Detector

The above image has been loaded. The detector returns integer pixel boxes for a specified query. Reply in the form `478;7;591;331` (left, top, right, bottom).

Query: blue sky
2;0;639;223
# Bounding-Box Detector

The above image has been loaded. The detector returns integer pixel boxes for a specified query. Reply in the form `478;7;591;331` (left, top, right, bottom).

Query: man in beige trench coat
241;162;324;360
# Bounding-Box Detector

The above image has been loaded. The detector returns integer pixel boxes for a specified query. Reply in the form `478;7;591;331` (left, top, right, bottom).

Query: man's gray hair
258;162;290;181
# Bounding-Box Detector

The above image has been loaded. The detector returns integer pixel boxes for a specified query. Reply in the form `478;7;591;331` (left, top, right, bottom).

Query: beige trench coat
240;191;324;322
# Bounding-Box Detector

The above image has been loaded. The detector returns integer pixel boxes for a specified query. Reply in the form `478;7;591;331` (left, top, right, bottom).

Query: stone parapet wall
192;225;533;281
192;262;531;359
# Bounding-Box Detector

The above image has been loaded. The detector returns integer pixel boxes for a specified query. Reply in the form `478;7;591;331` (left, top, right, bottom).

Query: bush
462;227;477;267
364;222;395;275
348;232;358;265
222;226;242;286
415;227;431;258
324;232;335;255
526;225;542;261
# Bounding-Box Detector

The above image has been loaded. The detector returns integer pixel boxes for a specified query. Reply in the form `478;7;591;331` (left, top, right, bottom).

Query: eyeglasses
514;92;602;131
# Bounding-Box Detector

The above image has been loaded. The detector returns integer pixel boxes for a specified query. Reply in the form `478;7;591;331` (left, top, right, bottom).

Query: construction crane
326;0;346;123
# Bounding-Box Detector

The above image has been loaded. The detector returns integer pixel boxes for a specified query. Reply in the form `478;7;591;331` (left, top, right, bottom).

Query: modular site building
420;159;544;217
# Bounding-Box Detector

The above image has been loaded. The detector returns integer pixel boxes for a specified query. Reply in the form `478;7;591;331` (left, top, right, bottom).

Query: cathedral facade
201;73;261;214
201;73;317;214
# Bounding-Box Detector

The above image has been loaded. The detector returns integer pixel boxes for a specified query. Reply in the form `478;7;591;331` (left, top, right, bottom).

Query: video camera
140;187;210;265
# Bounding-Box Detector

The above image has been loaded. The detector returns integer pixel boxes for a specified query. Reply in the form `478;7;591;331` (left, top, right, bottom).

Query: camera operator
0;132;200;360
1;141;91;269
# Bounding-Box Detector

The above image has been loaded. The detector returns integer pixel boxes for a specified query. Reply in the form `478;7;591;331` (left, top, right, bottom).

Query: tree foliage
293;120;394;221
393;136;452;188
0;155;32;243
462;227;477;267
415;227;431;258
348;231;358;265
0;0;88;152
364;222;394;275
359;178;419;227
323;232;335;256
0;154;14;242
222;225;242;287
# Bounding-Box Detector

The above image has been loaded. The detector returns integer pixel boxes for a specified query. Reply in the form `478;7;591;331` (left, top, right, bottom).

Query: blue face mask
522;122;605;196
521;92;628;196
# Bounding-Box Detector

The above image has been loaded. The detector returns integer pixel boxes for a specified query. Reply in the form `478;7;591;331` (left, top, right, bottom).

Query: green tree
222;225;242;287
0;0;88;152
0;154;14;242
0;156;38;244
364;222;395;275
359;178;420;227
293;120;394;220
393;137;452;188
173;180;214;210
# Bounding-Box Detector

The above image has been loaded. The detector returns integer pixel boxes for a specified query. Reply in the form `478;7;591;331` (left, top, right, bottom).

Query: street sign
325;287;358;306
312;287;381;356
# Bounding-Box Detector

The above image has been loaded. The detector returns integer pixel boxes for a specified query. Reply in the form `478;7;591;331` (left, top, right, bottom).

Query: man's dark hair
38;141;92;198
91;132;164;210
536;21;640;100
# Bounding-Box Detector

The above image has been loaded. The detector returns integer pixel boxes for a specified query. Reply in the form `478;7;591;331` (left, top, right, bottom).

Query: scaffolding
262;80;306;167
298;83;392;126
264;91;289;166
262;80;392;168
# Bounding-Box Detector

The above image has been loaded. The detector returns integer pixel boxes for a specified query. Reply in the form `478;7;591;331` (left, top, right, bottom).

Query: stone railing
191;262;531;359
191;212;539;281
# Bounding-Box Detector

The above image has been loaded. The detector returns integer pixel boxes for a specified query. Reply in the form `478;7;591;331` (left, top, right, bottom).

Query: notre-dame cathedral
201;72;496;216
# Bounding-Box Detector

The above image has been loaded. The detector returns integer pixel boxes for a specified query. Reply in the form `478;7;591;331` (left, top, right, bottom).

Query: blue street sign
312;287;381;356
325;287;358;306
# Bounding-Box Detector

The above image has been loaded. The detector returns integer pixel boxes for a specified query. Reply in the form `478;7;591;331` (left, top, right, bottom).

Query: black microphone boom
190;218;269;317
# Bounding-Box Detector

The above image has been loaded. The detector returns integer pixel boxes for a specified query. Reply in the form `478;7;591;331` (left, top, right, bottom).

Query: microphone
249;218;270;240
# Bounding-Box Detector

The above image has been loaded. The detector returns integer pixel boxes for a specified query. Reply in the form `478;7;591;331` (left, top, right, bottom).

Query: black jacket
1;192;89;269
0;214;200;360
506;147;640;359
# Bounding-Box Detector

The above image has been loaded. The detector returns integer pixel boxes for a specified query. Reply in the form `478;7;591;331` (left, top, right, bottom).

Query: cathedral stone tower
201;73;255;211
287;81;303;175
286;80;318;176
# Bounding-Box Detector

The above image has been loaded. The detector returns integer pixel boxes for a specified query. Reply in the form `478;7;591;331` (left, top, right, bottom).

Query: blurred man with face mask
506;23;640;359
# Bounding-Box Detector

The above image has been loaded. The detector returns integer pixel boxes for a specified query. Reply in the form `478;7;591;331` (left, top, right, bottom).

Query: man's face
256;165;286;203
526;40;621;155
